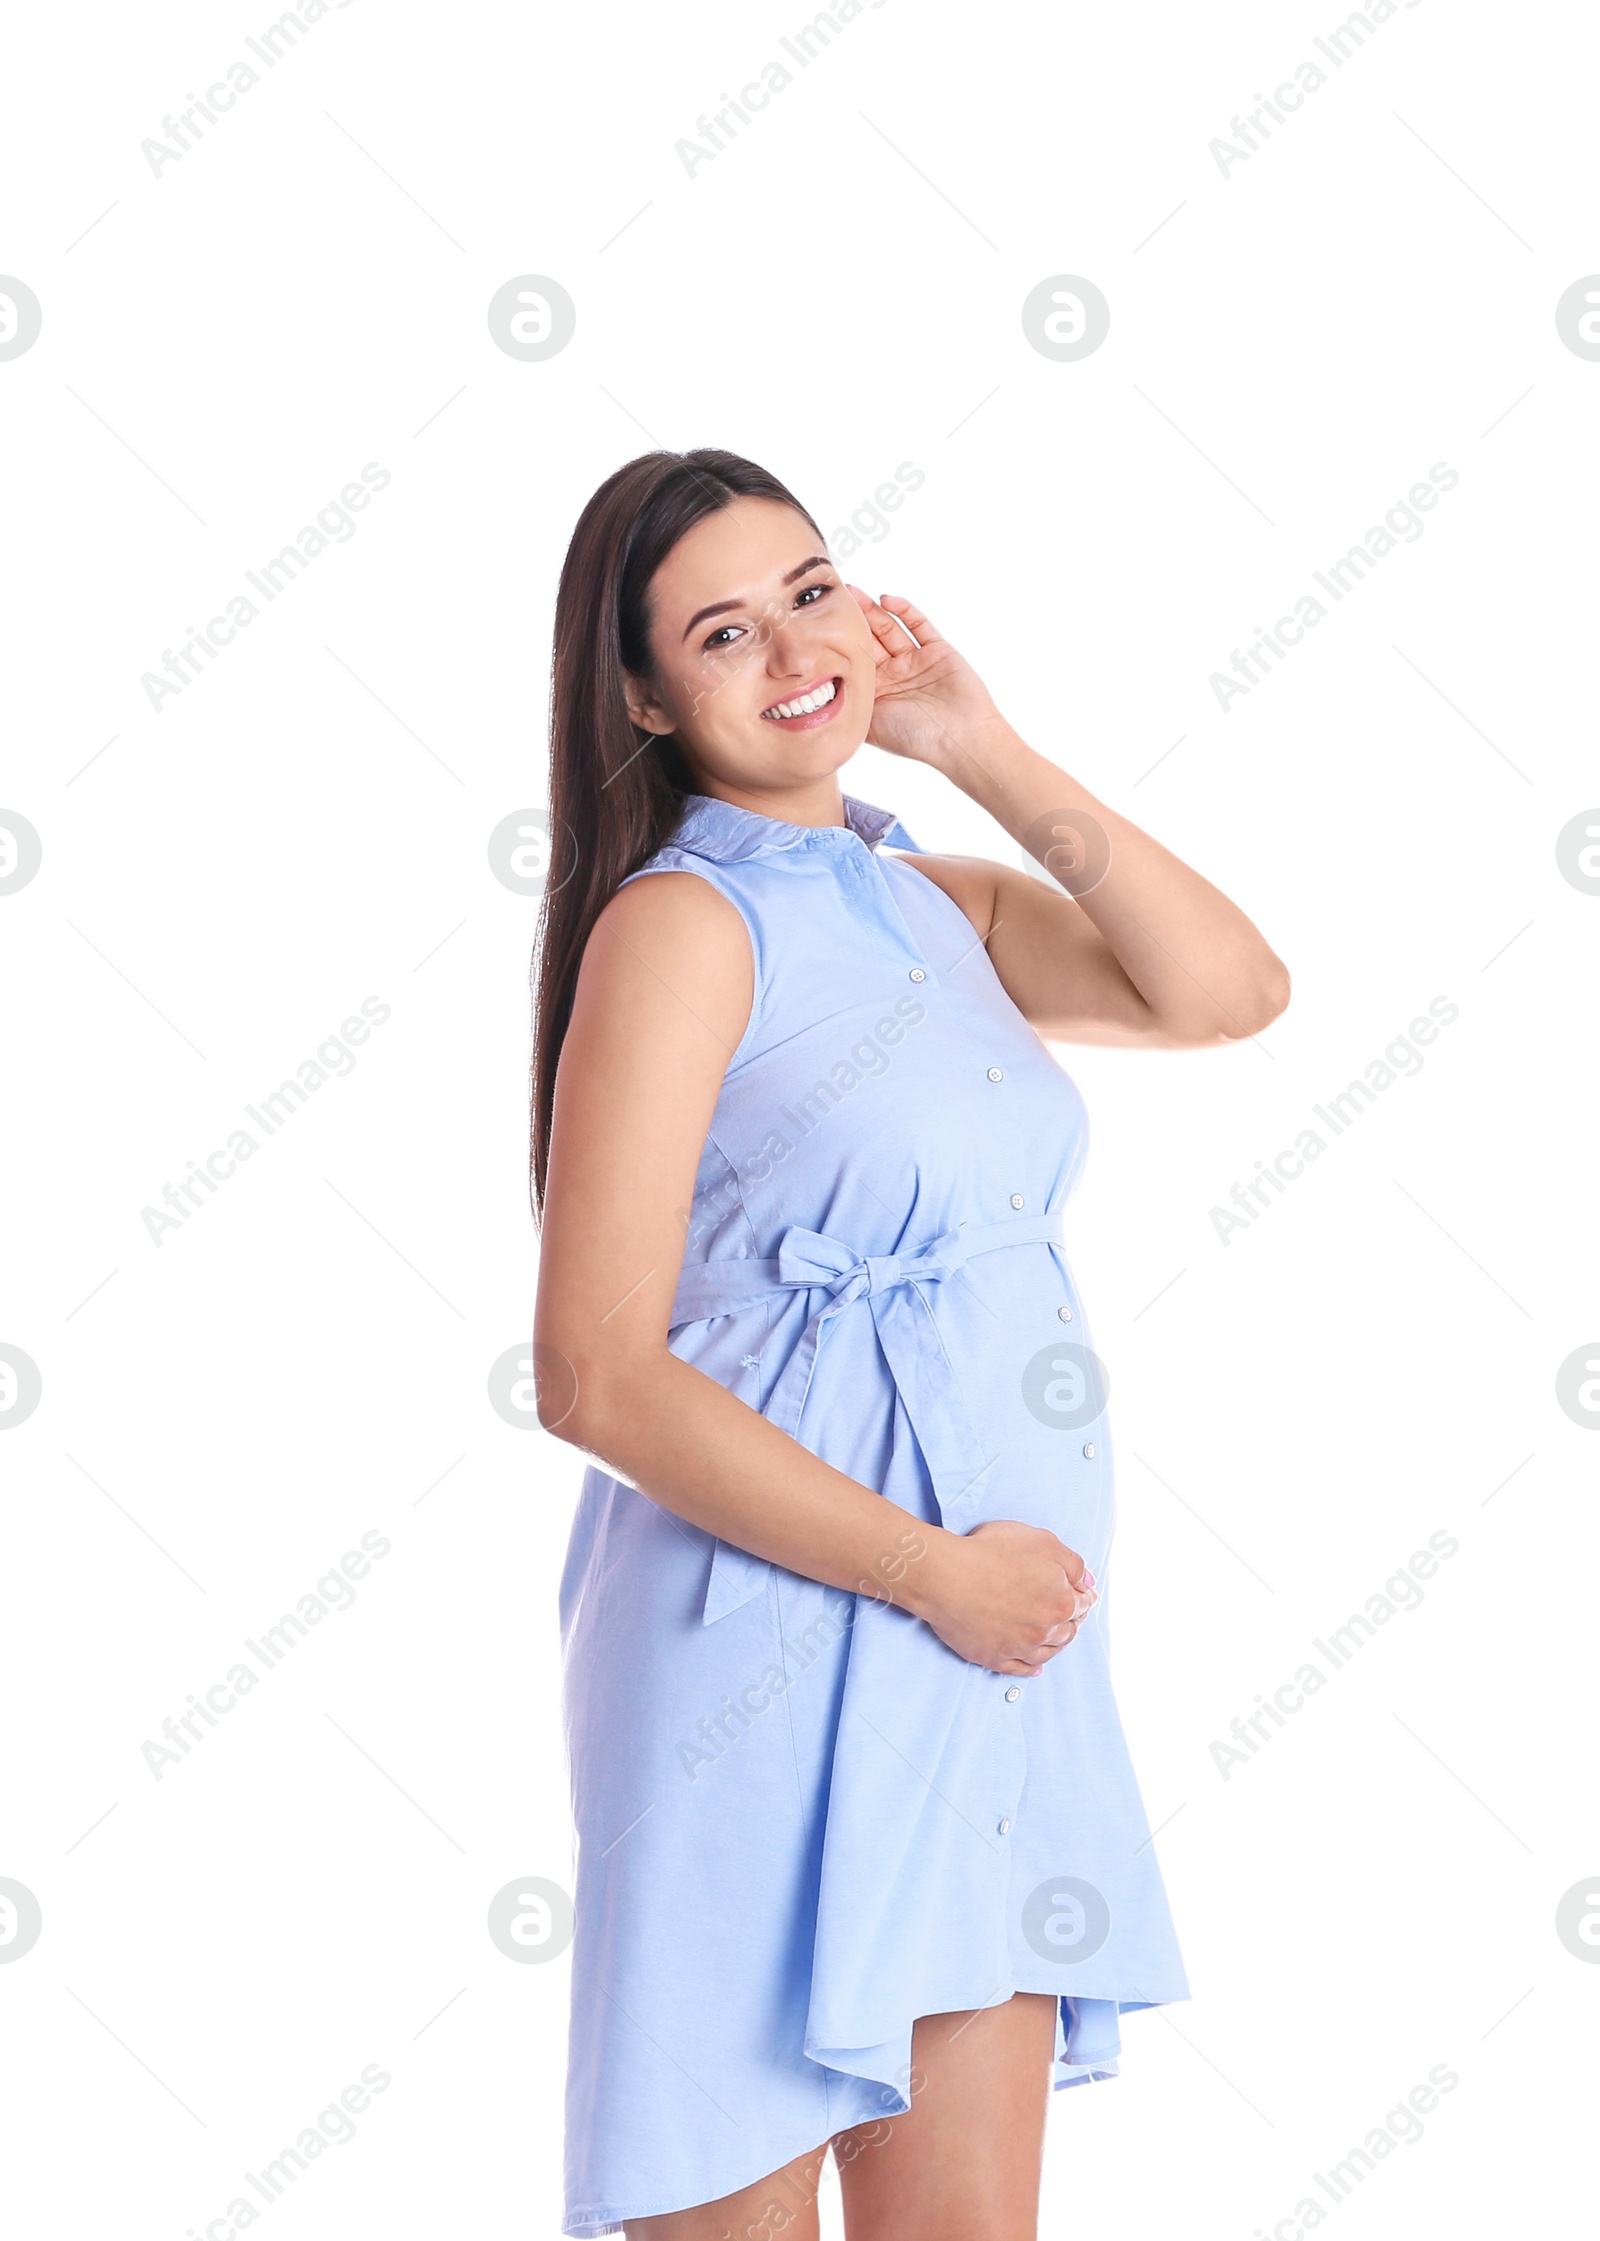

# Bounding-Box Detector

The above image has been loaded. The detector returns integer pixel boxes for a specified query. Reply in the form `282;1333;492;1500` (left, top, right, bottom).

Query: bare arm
534;868;1092;1677
852;588;1292;1048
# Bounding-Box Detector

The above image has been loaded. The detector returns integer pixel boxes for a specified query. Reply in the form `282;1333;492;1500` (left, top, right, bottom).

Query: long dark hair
530;448;824;1219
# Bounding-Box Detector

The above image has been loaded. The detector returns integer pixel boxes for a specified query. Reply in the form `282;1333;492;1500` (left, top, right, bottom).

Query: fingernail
1082;1567;1097;1590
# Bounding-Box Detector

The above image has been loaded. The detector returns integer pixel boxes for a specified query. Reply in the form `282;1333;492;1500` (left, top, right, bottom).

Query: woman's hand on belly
903;1518;1097;1677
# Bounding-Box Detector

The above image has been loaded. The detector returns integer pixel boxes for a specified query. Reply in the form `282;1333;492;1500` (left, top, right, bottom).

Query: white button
1005;1686;1021;1702
987;1066;1003;1082
1009;1193;1024;1210
1057;1305;1073;1321
909;967;925;982
1083;1442;1096;1458
998;1817;1012;1835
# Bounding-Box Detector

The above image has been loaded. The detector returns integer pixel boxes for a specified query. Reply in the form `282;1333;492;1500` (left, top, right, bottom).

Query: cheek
676;656;762;739
829;601;876;670
649;621;740;722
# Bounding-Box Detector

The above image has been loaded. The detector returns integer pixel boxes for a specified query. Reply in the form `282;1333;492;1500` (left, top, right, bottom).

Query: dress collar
669;790;924;864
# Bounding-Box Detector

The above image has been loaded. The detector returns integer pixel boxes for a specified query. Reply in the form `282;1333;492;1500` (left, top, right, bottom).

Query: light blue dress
557;790;1189;2234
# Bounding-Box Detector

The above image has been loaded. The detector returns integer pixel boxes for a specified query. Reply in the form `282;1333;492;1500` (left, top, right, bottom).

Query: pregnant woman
532;450;1289;2240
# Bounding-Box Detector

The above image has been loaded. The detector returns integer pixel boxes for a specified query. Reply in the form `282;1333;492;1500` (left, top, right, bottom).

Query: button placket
991;1667;1028;1842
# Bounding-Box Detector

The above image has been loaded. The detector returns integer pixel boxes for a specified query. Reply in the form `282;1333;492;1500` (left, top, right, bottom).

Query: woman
533;449;1289;2240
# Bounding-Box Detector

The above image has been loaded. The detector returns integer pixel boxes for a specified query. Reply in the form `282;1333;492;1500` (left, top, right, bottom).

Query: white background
2;1;1596;2235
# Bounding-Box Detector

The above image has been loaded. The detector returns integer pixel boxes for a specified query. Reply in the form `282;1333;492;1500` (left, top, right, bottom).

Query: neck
689;774;850;829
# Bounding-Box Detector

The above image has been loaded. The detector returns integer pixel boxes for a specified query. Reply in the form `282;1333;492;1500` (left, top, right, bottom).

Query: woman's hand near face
843;581;1291;1055
845;587;1005;768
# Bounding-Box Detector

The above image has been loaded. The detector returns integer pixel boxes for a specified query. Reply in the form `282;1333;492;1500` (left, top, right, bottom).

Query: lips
760;675;841;726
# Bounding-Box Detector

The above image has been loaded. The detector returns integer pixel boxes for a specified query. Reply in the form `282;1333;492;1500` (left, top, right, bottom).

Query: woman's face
625;496;878;798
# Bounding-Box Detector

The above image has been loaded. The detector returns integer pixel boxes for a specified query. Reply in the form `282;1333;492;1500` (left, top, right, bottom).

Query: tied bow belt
669;1207;1067;1624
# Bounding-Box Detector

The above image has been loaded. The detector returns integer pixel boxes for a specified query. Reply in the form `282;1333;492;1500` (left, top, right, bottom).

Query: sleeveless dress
557;789;1189;2235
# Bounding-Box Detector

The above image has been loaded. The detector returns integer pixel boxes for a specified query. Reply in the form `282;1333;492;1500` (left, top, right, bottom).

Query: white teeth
765;678;837;720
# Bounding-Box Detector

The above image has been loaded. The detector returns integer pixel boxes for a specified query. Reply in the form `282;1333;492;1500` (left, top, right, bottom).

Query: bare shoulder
883;849;1001;941
593;861;748;952
571;866;754;1067
542;869;756;1354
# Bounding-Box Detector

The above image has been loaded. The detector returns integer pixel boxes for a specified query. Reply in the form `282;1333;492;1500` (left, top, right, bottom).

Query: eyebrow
680;554;833;642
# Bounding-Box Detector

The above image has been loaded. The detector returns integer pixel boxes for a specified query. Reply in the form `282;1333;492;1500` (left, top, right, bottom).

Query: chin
782;731;868;780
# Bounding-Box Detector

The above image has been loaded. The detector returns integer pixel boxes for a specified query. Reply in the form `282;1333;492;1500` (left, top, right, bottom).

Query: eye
795;583;832;609
702;623;744;650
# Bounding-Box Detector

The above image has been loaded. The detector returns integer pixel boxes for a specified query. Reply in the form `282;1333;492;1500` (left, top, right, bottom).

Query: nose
760;607;810;679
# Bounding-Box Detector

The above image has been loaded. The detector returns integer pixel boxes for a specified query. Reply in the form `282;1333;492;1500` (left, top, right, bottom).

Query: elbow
1260;957;1293;1026
1161;949;1292;1047
533;1339;588;1443
532;1338;657;1459
1230;957;1291;1038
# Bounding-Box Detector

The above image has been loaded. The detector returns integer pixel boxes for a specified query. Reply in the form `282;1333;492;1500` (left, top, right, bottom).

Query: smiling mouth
760;676;841;724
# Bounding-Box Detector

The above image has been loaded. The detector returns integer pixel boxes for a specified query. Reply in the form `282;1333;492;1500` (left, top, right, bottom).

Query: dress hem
560;1991;1177;2235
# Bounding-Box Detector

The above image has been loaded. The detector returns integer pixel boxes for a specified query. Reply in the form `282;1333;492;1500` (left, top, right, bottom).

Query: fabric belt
669;1207;1066;1623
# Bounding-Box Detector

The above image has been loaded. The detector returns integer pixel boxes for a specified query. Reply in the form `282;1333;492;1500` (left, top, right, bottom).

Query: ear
623;671;674;736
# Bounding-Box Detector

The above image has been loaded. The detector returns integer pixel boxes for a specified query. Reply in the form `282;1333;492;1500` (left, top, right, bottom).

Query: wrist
934;711;1031;802
889;1521;962;1619
953;724;1099;853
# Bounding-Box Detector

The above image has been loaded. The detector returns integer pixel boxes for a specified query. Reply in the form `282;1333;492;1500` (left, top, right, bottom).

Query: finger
876;593;945;649
864;616;929;691
864;602;913;660
847;597;893;671
847;581;897;629
846;591;917;660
